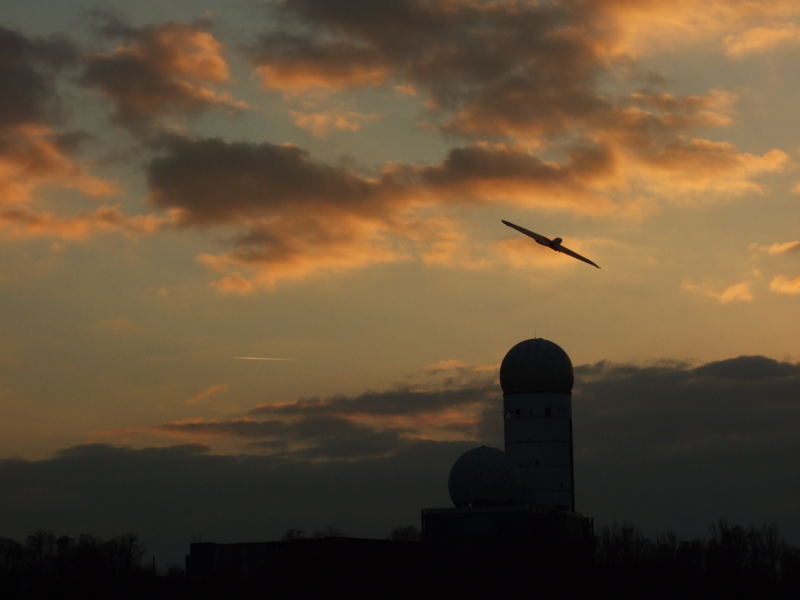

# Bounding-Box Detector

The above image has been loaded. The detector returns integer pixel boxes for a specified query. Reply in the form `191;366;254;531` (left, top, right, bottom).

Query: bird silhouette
502;220;600;269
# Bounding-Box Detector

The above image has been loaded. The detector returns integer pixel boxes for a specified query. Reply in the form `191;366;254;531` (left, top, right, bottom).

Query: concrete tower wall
504;391;574;509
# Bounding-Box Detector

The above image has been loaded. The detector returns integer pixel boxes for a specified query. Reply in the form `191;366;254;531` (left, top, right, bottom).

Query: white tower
500;338;574;510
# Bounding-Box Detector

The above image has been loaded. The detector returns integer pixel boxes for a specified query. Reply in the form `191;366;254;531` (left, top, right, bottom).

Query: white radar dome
448;446;522;508
499;338;573;394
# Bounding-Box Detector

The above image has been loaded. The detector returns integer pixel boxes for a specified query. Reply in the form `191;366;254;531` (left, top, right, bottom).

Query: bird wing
558;244;601;269
501;220;551;246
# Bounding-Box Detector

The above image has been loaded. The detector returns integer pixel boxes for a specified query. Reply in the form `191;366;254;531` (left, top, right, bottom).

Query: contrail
234;356;293;361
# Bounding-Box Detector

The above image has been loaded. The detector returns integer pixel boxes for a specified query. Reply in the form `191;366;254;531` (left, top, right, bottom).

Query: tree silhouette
388;525;420;542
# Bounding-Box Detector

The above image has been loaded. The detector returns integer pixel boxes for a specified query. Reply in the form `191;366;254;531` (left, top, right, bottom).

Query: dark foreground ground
2;521;800;598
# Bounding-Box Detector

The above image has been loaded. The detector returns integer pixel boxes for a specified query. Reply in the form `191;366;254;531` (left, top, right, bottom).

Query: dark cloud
251;31;389;91
0;27;166;242
0;440;466;565
252;0;607;135
160;416;415;461
140;1;786;290
147;135;382;225
159;365;497;459
245;0;785;219
2;353;800;566
692;355;800;381
145;134;408;288
159;418;288;438
146;135;619;231
250;384;494;418
145;134;626;288
408;142;619;207
0;27;124;239
573;355;800;538
253;0;594;94
0;27;76;131
165;353;800;468
54;441;210;460
575;356;800;448
249;0;724;146
81;17;243;131
288;428;412;460
162;353;800;546
158;352;800;538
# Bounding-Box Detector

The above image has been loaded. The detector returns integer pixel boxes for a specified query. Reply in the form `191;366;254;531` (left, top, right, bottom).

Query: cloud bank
3;353;800;564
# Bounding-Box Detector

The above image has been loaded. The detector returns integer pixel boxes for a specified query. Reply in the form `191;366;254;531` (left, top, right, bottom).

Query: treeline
592;520;800;596
0;531;145;578
2;521;800;597
0;531;180;598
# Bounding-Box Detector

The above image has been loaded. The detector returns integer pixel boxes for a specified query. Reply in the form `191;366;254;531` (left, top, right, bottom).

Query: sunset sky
2;0;800;563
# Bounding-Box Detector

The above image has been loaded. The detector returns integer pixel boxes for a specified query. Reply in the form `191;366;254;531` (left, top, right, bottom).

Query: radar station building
186;337;592;580
501;338;575;509
421;338;592;562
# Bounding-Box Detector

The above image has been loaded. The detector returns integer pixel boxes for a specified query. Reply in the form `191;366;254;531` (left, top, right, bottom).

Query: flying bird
501;220;601;269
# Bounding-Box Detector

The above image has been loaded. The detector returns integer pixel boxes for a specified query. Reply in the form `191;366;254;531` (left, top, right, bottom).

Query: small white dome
448;446;522;508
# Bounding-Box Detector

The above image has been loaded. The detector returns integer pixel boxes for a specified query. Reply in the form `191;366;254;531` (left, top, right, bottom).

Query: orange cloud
82;19;245;129
117;355;499;456
152;356;505;458
770;275;800;295
389;214;490;270
602;0;800;56
185;383;229;406
350;406;485;442
290;109;380;138
750;241;800;255
0;125;116;207
146;24;230;81
393;83;416;96
148;130;773;289
248;1;787;217
116;2;796;290
724;23;800;56
681;280;754;304
148;135;412;289
209;273;256;295
0;27;173;245
0;125;169;241
422;359;467;373
200;227;407;291
147;134;633;289
255;57;387;93
0;205;167;241
621;140;788;198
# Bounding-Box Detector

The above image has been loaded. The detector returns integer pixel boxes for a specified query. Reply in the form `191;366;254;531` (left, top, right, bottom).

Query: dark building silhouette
422;338;593;563
186;537;418;580
186;338;593;579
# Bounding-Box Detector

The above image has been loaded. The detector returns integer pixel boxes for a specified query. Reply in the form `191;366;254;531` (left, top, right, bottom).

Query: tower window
545;407;552;417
